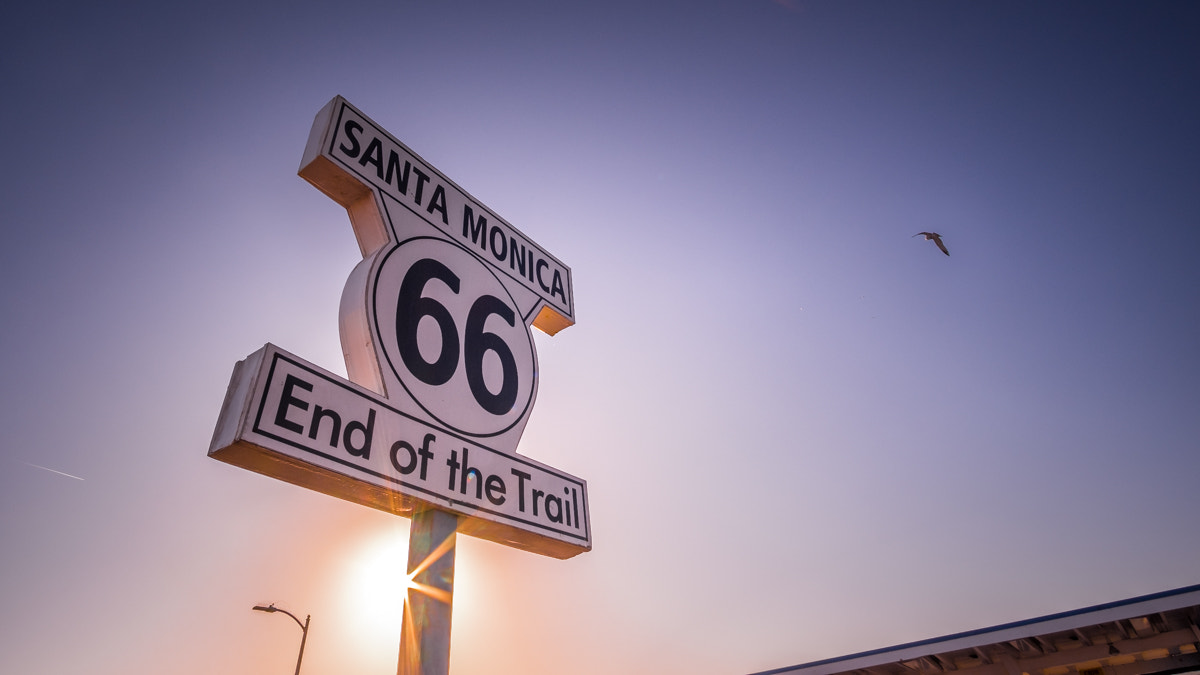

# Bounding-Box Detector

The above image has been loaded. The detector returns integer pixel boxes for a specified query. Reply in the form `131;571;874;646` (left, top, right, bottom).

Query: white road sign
209;97;589;559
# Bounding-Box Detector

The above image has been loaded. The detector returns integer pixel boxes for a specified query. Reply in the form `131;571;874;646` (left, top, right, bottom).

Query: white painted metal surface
209;96;590;559
210;96;592;675
210;344;589;558
752;585;1200;675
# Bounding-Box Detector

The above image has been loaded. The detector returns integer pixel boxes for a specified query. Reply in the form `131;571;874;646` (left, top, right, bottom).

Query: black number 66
395;258;519;415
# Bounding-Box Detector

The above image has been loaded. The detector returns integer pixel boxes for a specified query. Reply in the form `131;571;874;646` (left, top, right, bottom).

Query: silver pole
398;508;458;675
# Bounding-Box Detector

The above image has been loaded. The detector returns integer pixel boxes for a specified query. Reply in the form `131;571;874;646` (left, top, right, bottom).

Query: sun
337;520;472;669
343;531;409;643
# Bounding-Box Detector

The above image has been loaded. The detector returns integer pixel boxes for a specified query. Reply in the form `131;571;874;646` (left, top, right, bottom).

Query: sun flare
344;532;409;642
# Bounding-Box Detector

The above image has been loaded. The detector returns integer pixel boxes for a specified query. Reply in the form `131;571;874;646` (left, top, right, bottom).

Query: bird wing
933;236;949;256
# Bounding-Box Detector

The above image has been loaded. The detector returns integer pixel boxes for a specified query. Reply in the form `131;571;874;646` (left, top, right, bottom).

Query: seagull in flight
913;232;949;256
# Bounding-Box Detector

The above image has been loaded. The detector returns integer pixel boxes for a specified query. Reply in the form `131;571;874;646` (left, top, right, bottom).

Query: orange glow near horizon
344;532;407;644
342;523;458;655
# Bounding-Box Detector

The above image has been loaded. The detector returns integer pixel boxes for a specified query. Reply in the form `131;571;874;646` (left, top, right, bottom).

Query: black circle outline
371;236;537;438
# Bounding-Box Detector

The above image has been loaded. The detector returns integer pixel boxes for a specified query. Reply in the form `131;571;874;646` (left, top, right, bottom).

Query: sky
1;1;1198;674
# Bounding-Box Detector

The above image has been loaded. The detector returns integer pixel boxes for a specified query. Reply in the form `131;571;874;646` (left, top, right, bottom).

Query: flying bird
913;231;949;256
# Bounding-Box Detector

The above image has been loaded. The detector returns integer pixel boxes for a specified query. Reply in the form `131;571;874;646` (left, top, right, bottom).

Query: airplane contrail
21;461;85;481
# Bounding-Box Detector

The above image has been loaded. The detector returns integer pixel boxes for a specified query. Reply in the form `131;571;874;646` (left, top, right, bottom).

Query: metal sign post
398;509;458;675
210;96;591;675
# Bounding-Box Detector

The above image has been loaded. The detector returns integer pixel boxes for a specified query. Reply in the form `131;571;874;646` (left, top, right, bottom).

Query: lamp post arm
273;606;307;632
252;603;310;675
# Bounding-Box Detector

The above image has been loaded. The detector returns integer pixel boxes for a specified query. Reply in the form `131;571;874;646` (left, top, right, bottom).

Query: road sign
209;96;590;560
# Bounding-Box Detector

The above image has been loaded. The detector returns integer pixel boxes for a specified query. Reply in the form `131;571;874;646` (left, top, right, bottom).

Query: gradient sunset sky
2;2;1198;674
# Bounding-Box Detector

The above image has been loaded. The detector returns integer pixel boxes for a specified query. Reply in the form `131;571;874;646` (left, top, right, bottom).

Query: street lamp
252;603;310;675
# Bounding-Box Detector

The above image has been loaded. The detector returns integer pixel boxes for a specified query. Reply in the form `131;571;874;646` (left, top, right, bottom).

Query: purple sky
2;2;1198;674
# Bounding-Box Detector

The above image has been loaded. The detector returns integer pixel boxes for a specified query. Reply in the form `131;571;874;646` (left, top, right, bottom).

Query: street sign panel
209;96;590;559
211;344;589;558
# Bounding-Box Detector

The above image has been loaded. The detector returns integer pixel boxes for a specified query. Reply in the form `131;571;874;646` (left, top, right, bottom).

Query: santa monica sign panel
209;97;589;559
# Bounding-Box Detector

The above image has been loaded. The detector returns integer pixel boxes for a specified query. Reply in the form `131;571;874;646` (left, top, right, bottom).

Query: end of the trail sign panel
211;344;588;559
209;96;590;560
